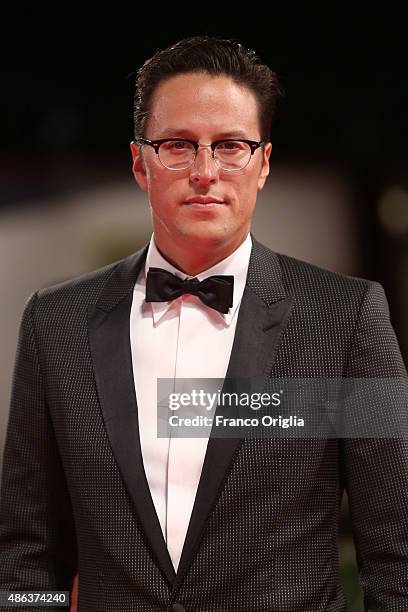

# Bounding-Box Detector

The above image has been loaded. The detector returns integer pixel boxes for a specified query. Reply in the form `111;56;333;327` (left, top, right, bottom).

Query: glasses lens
215;141;251;170
158;140;195;169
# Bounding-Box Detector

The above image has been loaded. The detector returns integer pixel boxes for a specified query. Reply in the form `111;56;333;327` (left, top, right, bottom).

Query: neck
154;235;247;276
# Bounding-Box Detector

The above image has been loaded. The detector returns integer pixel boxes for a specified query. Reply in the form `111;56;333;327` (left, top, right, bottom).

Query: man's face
131;72;272;261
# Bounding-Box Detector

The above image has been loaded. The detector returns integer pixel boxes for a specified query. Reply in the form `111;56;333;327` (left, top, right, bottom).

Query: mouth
184;199;225;208
185;201;224;206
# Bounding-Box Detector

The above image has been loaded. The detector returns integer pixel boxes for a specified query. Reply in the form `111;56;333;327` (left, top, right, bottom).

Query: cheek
234;178;258;212
146;169;171;201
147;162;185;192
147;163;165;185
147;176;181;215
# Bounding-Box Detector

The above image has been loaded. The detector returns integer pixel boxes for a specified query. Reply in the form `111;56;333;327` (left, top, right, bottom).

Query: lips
185;197;224;205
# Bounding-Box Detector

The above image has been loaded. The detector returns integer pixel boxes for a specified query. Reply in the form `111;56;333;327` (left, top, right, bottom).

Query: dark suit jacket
1;237;408;611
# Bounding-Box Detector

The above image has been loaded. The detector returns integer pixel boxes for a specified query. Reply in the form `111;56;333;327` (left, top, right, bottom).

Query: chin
182;227;233;246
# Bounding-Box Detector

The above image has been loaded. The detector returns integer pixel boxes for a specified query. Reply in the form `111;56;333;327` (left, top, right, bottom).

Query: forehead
146;72;261;138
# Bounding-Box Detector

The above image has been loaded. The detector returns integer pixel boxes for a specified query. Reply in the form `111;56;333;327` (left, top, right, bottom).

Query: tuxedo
1;237;408;611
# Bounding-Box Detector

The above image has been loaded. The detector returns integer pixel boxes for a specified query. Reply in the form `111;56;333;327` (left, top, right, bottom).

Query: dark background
2;9;407;353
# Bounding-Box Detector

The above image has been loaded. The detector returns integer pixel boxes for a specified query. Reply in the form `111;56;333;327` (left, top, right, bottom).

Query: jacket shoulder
33;246;146;311
275;250;373;298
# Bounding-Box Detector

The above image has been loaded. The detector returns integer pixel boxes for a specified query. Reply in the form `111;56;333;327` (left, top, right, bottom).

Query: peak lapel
174;239;294;586
87;245;176;587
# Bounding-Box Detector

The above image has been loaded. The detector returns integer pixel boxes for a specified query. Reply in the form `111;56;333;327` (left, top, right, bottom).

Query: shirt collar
143;233;252;326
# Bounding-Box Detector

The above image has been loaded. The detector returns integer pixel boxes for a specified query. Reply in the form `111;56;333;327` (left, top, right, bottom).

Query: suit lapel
87;245;176;587
87;238;294;589
174;238;294;586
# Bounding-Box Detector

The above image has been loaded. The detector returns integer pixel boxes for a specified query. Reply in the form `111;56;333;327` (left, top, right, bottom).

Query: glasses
133;137;265;171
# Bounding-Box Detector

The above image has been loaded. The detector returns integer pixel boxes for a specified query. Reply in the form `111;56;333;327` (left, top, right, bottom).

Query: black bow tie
145;267;234;314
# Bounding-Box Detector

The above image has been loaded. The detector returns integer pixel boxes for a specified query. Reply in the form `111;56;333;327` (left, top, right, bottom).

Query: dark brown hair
133;35;284;142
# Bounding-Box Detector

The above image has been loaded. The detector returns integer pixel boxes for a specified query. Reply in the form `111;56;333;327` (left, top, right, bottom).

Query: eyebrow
155;128;250;140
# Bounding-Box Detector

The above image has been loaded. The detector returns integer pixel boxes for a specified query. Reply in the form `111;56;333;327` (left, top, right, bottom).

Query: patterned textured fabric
0;237;407;611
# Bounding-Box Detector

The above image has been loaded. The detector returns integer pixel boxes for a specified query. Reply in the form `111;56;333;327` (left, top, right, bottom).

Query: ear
257;141;273;191
130;141;148;192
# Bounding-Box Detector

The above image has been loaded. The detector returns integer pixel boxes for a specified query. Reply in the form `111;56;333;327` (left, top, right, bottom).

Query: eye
217;141;245;151
162;140;190;150
173;141;188;149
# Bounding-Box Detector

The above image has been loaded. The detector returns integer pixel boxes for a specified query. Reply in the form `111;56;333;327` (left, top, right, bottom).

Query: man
1;35;408;611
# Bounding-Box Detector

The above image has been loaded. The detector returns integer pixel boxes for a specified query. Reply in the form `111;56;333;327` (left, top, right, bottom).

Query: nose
189;145;219;184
